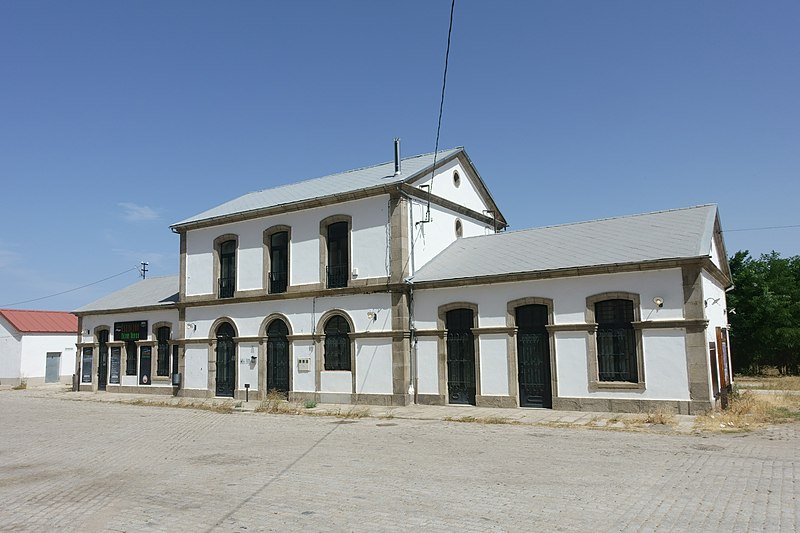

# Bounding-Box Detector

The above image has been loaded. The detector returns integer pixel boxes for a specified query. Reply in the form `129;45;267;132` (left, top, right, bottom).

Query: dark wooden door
516;304;552;408
446;308;476;405
216;323;236;397
139;346;152;385
267;320;290;393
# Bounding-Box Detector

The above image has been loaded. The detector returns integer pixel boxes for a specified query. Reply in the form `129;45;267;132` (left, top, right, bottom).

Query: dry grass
127;398;235;414
736;375;800;391
255;390;302;415
330;406;371;419
12;380;27;390
443;415;515;425
629;407;677;427
695;390;800;432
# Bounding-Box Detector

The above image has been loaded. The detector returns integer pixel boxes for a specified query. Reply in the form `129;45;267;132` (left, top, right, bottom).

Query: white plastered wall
413;268;692;401
0;318;22;383
412;157;489;215
184;196;391;296
408;201;492;274
19;334;76;383
184;292;394;394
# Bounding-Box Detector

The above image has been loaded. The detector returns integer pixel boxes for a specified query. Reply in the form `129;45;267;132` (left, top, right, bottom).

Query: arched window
595;299;637;383
327;222;348;288
324;315;351;371
218;239;236;298
268;231;289;294
266;319;290;392
215;322;236;397
156;326;170;377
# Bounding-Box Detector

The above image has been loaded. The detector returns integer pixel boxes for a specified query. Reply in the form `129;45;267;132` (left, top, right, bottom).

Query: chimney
393;138;401;175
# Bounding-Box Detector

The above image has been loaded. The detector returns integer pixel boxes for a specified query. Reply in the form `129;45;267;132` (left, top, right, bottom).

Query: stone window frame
585;292;645;391
506;297;557;407
213;233;239;299
319;215;352;289
263;225;291;294
152;321;173;380
259;313;294;395
314;309;356;393
436;302;481;404
207;317;239;395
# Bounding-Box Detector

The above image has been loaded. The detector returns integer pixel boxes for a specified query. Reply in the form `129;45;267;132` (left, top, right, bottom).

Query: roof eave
411;256;708;288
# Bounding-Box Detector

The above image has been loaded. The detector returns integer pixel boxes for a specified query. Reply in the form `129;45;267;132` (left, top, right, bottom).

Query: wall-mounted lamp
186;323;197;332
704;297;721;308
367;311;377;321
653;297;664;308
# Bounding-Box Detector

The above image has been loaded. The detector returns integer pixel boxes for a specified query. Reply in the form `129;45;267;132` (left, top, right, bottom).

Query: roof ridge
241;147;463;197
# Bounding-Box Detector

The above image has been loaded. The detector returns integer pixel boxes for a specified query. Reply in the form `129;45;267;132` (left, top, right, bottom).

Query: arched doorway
323;315;351;371
446;308;476;405
215;322;236;397
516;304;551;408
266;319;290;393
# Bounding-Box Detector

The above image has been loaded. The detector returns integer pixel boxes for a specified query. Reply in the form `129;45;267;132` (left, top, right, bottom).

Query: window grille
595;299;637;382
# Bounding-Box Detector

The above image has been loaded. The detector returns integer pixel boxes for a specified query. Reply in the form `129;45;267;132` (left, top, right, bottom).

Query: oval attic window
455;219;463;238
453;170;461;188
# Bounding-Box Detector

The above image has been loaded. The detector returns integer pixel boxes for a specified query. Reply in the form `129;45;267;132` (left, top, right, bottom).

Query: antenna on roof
140;261;149;280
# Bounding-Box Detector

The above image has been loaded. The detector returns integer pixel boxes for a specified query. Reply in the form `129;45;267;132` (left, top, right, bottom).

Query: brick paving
0;389;797;532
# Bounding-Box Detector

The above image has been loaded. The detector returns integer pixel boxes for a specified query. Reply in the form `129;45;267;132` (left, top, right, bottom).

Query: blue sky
1;1;798;311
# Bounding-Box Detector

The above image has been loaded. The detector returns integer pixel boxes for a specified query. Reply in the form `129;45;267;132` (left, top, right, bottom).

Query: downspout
399;188;418;403
405;278;418;404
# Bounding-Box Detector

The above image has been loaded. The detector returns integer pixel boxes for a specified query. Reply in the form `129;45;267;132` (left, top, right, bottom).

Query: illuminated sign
114;321;148;342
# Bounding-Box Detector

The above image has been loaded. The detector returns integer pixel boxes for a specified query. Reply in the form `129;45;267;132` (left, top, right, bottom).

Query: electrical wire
0;266;140;308
427;0;456;205
724;224;800;233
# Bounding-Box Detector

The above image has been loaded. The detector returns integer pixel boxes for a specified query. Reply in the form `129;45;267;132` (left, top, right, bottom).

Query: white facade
74;147;733;413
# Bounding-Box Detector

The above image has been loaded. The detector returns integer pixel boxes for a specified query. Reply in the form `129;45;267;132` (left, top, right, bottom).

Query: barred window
595;299;637;383
219;239;236;298
157;326;170;377
324;315;350;371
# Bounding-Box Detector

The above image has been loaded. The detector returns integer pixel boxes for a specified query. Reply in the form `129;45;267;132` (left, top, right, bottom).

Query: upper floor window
269;231;289;294
595;299;637;383
218;239;236;298
156;326;170;377
326;221;349;289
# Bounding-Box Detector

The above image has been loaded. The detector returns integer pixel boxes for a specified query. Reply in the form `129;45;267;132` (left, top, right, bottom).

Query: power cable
424;0;456;220
724;224;800;233
0;266;140;308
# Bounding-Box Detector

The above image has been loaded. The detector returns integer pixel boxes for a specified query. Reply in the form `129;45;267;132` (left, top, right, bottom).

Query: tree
728;251;800;375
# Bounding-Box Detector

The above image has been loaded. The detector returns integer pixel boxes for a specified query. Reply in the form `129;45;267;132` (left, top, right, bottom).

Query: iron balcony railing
326;265;348;289
218;276;235;298
269;271;288;294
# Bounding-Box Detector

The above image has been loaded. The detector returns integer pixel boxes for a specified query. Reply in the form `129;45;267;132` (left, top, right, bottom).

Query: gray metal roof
75;275;179;313
173;148;464;228
411;205;719;283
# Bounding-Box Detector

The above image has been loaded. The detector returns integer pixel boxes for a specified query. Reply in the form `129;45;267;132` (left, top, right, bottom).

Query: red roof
0;309;78;334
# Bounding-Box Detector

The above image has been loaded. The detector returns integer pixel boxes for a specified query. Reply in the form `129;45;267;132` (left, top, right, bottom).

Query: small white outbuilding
0;309;77;387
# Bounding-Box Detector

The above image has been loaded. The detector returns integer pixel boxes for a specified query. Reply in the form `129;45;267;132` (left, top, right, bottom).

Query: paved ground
0;388;797;532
